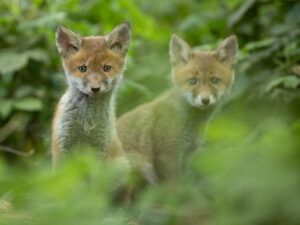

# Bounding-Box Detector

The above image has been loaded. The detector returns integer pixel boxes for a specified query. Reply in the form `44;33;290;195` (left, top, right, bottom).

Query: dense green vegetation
0;0;300;224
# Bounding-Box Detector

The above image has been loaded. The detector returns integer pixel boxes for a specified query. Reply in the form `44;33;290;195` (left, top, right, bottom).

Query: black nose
201;98;210;105
91;87;100;93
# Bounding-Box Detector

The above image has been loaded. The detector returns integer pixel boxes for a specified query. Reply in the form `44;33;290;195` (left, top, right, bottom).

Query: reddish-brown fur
173;51;233;99
63;37;124;79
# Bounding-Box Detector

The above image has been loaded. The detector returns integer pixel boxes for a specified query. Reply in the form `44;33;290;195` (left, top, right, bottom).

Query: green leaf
0;99;13;118
244;38;275;51
265;75;300;92
14;85;34;98
123;80;152;97
282;76;300;89
0;51;28;75
24;49;49;63
228;0;256;28
14;97;43;111
18;12;67;29
285;3;300;25
265;77;283;92
180;14;200;31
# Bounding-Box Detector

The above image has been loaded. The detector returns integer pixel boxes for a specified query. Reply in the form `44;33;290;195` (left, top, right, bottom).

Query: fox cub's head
56;22;131;97
170;35;238;108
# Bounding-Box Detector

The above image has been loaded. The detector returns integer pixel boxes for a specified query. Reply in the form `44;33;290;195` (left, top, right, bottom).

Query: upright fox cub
117;35;238;183
52;22;131;166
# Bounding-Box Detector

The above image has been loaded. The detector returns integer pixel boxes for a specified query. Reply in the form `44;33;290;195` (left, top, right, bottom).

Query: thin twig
0;113;29;143
0;145;34;157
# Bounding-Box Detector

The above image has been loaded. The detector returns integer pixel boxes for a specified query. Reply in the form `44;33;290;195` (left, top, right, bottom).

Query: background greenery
0;0;300;224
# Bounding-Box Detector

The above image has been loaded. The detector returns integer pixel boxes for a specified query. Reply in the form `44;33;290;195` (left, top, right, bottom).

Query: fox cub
52;22;131;166
117;34;238;183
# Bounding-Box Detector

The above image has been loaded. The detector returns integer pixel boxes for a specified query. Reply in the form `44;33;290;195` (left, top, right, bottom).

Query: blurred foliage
0;0;300;224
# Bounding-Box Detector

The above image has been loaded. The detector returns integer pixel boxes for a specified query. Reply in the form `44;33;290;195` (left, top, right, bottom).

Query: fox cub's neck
58;82;117;152
169;88;216;133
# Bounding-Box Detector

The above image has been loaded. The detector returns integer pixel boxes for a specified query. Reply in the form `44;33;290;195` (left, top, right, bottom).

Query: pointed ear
169;34;194;66
214;35;238;66
105;22;131;56
56;25;82;58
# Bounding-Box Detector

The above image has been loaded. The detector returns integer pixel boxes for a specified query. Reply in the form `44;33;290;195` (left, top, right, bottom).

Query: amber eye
188;78;197;85
211;77;220;84
103;65;112;72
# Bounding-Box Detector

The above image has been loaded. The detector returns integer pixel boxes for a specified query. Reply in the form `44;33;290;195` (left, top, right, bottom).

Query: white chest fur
55;89;114;153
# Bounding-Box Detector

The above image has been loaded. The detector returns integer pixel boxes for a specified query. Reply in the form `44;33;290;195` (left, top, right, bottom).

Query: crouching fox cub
117;34;238;183
52;22;131;167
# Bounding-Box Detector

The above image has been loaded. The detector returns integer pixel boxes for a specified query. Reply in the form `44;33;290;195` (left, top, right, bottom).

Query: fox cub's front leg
106;133;131;170
51;101;63;167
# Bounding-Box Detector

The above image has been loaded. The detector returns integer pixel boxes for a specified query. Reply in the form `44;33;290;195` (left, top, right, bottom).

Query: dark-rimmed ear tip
116;22;131;32
228;35;237;40
227;35;238;45
171;34;180;41
121;21;131;29
56;25;65;32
